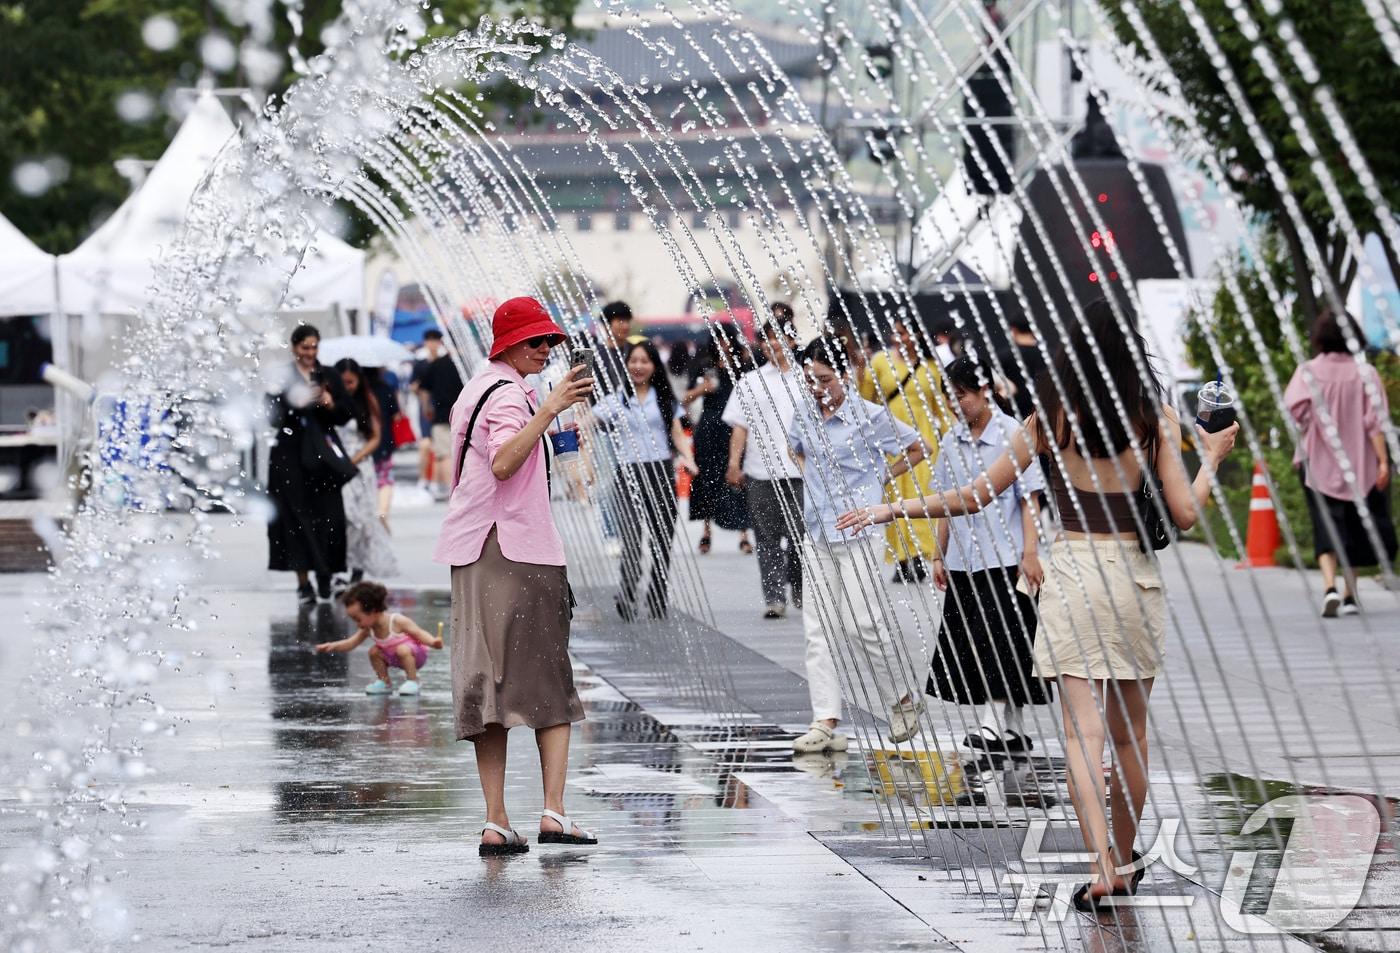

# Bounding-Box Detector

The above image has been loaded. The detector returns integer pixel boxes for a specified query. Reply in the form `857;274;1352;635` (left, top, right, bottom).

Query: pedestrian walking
409;330;444;493
917;357;1051;752
314;581;442;695
859;318;953;582
995;312;1048;421
588;301;636;552
1284;306;1395;618
723;304;805;618
412;329;463;501
365;365;402;531
666;339;694;399
593;340;699;621
333;359;400;583
266;324;355;604
787;337;927;755
684;322;753;555
432;296;598;856
836;299;1239;911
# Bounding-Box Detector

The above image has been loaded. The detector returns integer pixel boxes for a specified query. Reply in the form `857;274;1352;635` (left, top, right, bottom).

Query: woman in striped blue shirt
593;341;698;620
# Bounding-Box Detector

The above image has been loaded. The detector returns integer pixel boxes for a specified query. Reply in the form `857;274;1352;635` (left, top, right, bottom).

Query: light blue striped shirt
594;388;680;464
931;409;1044;572
787;396;918;544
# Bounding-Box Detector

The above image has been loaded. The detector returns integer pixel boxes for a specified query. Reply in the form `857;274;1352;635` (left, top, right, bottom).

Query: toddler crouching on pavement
315;581;443;696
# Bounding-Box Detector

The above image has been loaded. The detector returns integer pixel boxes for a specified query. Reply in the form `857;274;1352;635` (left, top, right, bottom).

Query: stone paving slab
4;501;1399;951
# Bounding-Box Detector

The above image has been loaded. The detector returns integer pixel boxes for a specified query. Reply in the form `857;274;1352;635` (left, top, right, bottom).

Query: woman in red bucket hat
432;296;599;855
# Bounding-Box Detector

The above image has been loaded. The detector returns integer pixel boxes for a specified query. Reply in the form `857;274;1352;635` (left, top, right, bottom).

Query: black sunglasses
525;335;553;348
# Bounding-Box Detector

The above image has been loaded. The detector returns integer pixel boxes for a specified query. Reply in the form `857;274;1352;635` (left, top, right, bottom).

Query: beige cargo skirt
1032;537;1167;681
450;527;584;740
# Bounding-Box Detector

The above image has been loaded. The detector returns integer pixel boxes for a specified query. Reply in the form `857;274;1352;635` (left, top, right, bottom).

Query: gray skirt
450;527;584;740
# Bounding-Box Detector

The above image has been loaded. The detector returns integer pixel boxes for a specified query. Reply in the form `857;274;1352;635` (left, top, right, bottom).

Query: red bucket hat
488;297;567;359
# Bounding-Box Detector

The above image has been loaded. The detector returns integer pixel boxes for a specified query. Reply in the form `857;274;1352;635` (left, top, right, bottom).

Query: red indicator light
1097;193;1108;203
1088;272;1099;283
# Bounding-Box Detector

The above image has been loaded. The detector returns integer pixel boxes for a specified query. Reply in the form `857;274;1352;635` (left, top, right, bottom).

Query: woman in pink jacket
433;298;597;856
1285;307;1395;618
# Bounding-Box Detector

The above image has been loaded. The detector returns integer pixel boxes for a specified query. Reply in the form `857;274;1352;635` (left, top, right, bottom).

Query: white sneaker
1321;590;1341;618
365;680;392;695
763;602;787;619
887;698;926;744
1340;596;1360;616
398;680;420;695
793;721;849;754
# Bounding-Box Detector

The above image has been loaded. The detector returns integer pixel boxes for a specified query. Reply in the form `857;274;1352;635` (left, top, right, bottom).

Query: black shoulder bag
299;411;358;491
1137;437;1175;553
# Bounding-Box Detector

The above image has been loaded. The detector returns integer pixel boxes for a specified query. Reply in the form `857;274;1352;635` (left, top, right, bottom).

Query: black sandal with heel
1070;849;1146;912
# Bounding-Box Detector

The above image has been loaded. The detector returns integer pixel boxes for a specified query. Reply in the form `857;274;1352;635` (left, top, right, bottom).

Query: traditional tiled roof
554;18;821;92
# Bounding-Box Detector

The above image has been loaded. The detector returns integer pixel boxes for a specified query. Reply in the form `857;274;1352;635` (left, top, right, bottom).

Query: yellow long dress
859;350;953;564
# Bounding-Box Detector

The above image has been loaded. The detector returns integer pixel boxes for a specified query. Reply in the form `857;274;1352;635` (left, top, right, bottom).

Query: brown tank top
1047;461;1141;534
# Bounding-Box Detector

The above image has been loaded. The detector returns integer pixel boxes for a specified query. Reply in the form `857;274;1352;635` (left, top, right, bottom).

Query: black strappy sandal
1126;849;1146;892
1071;882;1132;912
1071;850;1145;912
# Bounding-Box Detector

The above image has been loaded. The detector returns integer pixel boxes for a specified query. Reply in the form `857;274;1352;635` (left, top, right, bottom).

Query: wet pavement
2;496;1398;951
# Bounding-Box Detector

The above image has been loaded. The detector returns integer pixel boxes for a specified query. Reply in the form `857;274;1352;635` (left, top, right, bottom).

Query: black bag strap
884;366;916;403
454;379;550;489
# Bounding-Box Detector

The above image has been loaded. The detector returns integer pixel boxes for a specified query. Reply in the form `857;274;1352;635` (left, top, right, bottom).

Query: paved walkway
1;486;1397;951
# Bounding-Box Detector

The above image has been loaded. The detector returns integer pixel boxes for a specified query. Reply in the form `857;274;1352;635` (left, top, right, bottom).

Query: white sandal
538;809;598;845
479;822;529;856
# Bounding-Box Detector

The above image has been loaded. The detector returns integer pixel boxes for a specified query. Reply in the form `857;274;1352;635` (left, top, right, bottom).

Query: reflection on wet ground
86;589;952;951
11;568;1395;952
566;586;1400;951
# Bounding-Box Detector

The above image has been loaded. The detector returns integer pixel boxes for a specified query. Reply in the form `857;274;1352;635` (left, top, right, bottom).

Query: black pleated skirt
926;567;1052;707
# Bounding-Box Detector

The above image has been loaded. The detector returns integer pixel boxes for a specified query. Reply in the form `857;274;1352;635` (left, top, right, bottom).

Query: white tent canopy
57;94;364;316
0;211;56;317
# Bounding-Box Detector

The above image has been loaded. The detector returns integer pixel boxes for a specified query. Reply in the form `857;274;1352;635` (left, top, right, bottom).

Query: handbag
1137;437;1175;552
391;413;418;449
300;412;358;491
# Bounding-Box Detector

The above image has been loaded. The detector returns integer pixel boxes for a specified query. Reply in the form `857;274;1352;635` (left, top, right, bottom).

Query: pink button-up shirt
1285;353;1389;502
431;361;565;567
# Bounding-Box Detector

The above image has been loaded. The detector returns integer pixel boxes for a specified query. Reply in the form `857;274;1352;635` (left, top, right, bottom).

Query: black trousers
747;478;804;606
617;461;679;616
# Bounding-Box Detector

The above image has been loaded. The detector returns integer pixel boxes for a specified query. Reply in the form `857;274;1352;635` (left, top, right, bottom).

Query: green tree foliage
1099;0;1400;321
0;0;576;253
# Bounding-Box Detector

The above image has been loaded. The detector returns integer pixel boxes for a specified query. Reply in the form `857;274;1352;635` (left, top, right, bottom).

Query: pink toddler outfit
373;613;428;670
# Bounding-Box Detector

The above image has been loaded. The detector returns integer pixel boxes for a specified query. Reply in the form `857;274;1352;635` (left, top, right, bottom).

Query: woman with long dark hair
837;299;1239;911
334;358;399;583
593;340;699;620
266;324;354;603
684;323;754;554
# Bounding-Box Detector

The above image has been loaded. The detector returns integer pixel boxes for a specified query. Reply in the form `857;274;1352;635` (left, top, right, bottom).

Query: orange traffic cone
1238;462;1280;568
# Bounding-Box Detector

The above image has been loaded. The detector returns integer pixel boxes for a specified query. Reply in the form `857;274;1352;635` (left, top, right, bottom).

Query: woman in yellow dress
859;319;954;581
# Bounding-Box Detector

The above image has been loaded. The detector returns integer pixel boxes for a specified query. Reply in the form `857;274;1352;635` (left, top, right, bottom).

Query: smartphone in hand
568;345;594;381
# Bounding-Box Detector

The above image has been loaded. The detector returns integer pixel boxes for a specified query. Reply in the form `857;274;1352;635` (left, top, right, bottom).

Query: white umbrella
317;335;414;368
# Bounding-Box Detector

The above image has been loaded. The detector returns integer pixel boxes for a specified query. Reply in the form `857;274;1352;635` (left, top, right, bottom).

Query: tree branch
1277;208;1318;323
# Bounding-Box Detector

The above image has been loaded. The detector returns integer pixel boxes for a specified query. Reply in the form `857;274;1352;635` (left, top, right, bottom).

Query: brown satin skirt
450;527;584;740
